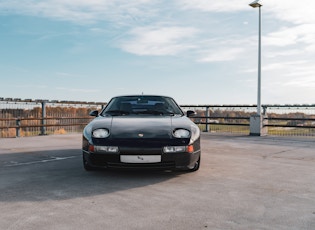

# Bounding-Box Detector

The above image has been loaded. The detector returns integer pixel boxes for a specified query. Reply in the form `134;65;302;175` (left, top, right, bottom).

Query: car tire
189;157;200;172
83;155;94;171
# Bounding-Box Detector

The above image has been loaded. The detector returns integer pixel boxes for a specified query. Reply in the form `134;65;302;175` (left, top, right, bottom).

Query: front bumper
83;147;200;170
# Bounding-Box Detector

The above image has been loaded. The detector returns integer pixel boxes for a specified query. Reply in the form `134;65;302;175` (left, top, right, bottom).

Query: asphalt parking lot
0;133;315;230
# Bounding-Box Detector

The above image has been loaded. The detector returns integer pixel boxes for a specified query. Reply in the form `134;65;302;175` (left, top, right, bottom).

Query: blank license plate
120;155;161;163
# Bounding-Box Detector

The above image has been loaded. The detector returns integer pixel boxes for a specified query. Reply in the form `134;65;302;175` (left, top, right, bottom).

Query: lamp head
249;0;262;8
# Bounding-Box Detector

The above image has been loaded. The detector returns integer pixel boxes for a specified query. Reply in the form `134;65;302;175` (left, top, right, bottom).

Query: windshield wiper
104;110;131;116
135;110;175;116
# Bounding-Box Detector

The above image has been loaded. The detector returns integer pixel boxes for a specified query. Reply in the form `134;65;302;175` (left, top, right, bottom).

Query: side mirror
186;110;196;117
89;110;99;117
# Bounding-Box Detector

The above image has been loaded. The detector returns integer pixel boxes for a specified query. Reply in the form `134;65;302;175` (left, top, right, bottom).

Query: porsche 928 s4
82;95;201;172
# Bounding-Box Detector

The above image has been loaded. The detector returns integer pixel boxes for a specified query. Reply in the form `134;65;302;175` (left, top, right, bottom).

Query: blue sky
0;0;314;105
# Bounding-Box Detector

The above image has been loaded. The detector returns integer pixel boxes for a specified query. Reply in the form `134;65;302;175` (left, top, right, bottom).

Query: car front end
82;95;201;172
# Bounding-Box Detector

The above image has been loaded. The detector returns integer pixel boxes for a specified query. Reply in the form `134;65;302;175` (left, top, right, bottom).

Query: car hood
112;116;173;138
90;115;192;139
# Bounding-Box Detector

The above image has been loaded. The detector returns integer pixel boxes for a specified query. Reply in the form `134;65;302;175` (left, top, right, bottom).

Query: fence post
40;101;47;135
205;106;209;132
262;105;268;135
16;118;21;137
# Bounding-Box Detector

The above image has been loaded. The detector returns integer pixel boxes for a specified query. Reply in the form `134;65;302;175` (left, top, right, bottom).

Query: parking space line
4;156;78;167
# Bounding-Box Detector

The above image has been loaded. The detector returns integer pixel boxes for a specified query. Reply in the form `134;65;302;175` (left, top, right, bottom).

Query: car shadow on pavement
0;148;185;202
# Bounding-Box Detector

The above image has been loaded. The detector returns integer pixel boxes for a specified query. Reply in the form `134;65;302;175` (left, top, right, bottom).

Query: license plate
120;155;161;163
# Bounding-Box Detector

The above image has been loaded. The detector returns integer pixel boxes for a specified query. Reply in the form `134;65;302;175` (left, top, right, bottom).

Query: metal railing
181;105;315;137
1;98;315;138
0;98;104;138
2;116;93;137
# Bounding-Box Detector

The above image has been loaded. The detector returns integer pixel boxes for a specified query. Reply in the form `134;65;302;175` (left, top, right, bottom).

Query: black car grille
93;138;189;147
90;155;175;169
107;162;175;169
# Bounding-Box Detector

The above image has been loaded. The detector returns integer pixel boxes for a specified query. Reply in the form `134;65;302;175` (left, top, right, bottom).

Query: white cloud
266;0;315;25
119;26;199;56
262;60;315;96
264;49;301;58
0;0;158;24
284;77;315;88
177;0;249;12
264;24;315;47
198;47;244;62
262;60;309;72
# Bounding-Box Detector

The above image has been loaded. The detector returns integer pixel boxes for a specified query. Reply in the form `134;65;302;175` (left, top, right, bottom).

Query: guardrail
1;98;315;138
181;105;315;137
0;98;103;138
1;117;92;137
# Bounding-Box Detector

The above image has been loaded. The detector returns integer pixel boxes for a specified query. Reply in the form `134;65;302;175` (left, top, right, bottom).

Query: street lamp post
249;0;262;115
249;0;265;136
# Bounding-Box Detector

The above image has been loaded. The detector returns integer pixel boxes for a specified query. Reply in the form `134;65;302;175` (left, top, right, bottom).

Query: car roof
110;95;175;99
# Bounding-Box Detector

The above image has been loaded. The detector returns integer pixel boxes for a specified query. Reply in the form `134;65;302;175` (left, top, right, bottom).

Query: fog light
92;146;119;153
163;146;186;153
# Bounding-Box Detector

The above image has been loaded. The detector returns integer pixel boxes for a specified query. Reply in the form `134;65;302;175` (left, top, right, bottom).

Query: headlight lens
173;129;190;138
92;128;110;138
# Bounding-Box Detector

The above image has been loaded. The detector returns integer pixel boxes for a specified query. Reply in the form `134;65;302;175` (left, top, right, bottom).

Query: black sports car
82;95;201;172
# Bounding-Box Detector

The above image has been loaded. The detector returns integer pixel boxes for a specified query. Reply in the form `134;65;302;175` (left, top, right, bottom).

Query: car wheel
189;157;200;172
83;155;94;171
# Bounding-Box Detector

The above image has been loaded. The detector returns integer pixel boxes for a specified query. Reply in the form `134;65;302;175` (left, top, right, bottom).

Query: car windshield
101;96;184;116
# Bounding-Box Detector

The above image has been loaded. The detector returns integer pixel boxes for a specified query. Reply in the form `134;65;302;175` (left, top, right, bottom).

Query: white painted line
4;156;78;167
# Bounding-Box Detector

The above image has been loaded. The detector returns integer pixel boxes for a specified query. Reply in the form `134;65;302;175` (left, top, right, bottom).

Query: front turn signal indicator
88;145;95;153
187;145;194;153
